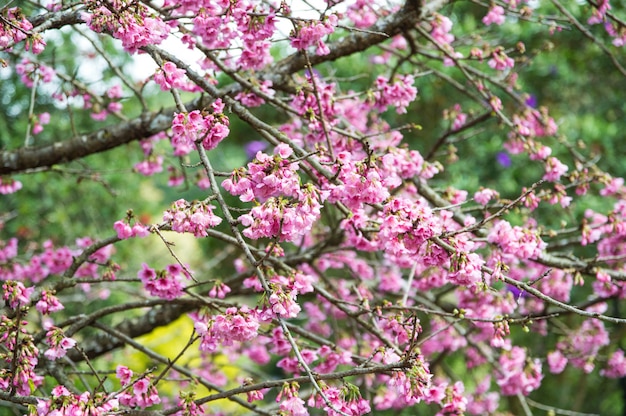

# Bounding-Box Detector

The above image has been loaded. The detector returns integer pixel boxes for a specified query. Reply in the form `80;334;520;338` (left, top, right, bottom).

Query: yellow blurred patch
129;312;247;414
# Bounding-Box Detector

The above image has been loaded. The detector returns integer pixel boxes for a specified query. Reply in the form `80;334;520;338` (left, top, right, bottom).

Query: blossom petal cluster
171;100;230;155
163;199;222;237
137;263;189;300
192;306;261;352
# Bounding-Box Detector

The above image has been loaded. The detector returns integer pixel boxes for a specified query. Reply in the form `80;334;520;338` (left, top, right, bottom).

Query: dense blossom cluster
0;315;42;395
496;347;543;396
1;238;114;282
84;0;169;54
372;75;418;114
2;1;626;415
163;199;222;237
116;366;161;408
171;100;230;154
0;7;45;53
137;263;189;300
224;144;328;242
33;387;119;416
192;306;261;352
291;15;338;55
154;61;189;91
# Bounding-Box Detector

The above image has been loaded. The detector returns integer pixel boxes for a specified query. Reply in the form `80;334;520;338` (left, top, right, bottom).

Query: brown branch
0;106;176;174
425;110;493;160
29;9;84;33
64;299;203;362
189;361;411;409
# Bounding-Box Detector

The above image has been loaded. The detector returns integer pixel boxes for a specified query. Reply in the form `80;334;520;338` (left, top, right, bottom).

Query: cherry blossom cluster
309;384;372;415
377;197;442;258
162;198;222;237
0;177;22;194
175;391;206;416
548;317;610;374
289;75;338;139
191;306;261;352
483;6;506;26
374;357;433;409
137;263;189;300
0;237;115;285
171;99;230;155
154;61;189;91
224;144;328;242
291;14;338;56
0;314;43;395
244;269;316;319
15;59;55;88
133;154;163;176
0;7;45;53
601;349;626;378
496;347;543;396
487;220;546;260
277;382;308;415
166;0;278;70
239;188;326;242
113;218;150;240
345;0;379;28
36;290;64;314
84;0;170;54
222;143;301;202
31;386;119;416
43;326;76;360
430;13;455;46
116;366;161;408
488;46;515;71
587;0;626;46
372;74;418;114
2;280;33;308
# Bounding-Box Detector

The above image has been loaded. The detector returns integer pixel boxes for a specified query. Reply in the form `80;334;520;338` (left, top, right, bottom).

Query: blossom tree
1;0;626;415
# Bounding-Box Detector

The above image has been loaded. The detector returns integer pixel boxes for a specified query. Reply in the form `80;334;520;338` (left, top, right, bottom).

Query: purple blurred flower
507;284;528;299
245;140;267;160
525;94;538;108
304;68;321;79
496;151;511;167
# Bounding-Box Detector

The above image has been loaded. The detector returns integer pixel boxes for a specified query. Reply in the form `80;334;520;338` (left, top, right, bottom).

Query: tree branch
0;107;174;174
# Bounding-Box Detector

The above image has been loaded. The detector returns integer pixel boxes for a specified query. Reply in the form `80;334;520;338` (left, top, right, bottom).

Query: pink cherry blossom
488;47;514;70
483;6;506;26
3;280;34;309
137;263;188;300
543;156;569;182
496;347;543;396
163;199;222;237
154;61;188;91
474;188;499;205
431;13;455;45
36;290;64;314
601;349;626;378
0;177;23;194
372;75;418;114
291;15;338;56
